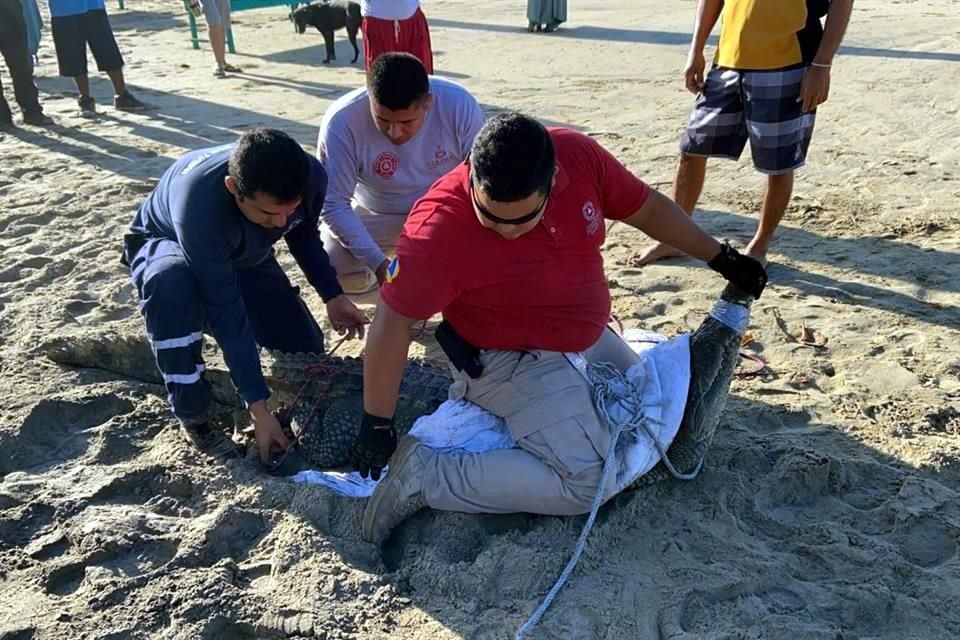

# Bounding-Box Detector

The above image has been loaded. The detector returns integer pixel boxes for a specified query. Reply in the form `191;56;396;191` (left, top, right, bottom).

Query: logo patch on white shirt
426;146;453;171
373;151;400;179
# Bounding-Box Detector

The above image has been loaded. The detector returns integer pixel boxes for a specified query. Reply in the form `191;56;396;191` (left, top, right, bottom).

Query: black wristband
707;242;735;271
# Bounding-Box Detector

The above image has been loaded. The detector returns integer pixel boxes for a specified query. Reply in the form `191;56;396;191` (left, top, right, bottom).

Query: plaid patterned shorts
680;66;817;174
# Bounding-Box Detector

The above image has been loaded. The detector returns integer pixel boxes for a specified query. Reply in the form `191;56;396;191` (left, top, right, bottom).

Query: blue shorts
680;66;817;175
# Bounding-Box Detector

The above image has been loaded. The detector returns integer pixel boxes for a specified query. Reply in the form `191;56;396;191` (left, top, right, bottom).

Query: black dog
291;1;362;64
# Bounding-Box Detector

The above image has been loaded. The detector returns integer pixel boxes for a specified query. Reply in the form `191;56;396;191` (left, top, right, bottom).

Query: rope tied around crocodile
267;335;350;472
515;359;704;639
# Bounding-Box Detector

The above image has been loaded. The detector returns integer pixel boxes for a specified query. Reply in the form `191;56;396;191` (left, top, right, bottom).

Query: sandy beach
1;0;959;638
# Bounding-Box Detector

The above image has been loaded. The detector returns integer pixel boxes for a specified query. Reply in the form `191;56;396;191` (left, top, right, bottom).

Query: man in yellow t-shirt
638;0;854;265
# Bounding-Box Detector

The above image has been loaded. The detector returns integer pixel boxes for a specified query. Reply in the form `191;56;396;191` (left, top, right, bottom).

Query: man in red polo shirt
355;113;767;544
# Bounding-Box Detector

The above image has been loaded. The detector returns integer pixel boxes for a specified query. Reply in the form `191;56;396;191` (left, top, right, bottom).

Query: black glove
351;411;397;481
707;243;768;299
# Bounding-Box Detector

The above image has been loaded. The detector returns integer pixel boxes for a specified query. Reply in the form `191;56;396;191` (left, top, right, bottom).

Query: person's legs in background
0;72;11;127
49;12;97;116
636;68;747;265
746;171;794;263
84;9;150;111
403;7;433;74
742;68;816;263
201;0;240;76
0;0;50;126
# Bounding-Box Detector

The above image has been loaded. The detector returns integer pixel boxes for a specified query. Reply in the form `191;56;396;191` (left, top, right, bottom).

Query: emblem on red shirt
373;151;399;179
582;200;600;235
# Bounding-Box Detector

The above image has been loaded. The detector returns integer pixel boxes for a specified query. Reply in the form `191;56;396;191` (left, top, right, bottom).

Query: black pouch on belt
435;320;484;379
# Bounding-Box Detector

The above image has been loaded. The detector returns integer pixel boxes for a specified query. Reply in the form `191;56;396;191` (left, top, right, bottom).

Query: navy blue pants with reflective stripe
129;238;325;424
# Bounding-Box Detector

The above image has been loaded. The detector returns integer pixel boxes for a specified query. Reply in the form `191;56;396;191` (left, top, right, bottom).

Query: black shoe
114;91;151;112
23;110;53;126
78;95;97;118
179;422;243;461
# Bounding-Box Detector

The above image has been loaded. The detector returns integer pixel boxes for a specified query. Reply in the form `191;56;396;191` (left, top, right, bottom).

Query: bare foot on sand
634;242;684;266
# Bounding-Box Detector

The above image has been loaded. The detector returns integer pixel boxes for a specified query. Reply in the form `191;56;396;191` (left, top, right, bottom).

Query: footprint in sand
44;561;86;596
14;211;55;228
660;581;808;638
44;192;75;207
64;298;98;318
86;414;165;466
189;509;270;567
0;395;134;475
741;406;815;436
22;243;48;256
0;256;52;283
89;466;196;514
757;447;847;508
899;517;957;568
0;502;56;550
0;627;38;640
41;506;184;598
25;529;71;562
92;538;181;579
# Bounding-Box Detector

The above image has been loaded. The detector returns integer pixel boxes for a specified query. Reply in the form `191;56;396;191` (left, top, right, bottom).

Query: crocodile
34;282;751;481
633;281;752;488
35;332;452;470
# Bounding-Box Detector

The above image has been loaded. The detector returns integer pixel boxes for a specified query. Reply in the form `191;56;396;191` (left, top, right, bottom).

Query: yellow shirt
716;0;824;70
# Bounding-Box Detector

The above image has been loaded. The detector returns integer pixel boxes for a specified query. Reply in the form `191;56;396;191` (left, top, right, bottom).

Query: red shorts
361;7;433;74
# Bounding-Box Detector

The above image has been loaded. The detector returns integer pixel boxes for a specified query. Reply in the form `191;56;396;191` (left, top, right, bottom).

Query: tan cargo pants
422;328;640;515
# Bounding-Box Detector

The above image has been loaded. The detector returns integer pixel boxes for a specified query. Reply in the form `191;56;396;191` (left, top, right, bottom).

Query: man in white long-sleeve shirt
317;53;485;295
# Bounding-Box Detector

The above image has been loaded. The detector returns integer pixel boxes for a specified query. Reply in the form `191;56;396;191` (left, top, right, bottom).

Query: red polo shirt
380;128;650;352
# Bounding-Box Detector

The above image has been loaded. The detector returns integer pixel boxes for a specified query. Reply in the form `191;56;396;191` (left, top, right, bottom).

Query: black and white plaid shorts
680;66;817;175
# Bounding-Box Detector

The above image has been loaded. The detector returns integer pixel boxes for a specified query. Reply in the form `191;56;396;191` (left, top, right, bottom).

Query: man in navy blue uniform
123;128;368;464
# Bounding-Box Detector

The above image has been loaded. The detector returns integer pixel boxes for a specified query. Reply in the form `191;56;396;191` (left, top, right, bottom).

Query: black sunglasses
469;176;551;226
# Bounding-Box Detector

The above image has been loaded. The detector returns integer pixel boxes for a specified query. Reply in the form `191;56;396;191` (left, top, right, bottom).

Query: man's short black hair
228;128;309;202
367;53;430;111
470;112;555;203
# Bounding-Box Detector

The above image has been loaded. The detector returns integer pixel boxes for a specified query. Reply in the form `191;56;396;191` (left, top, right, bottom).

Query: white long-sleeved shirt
360;0;420;20
317;77;485;271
